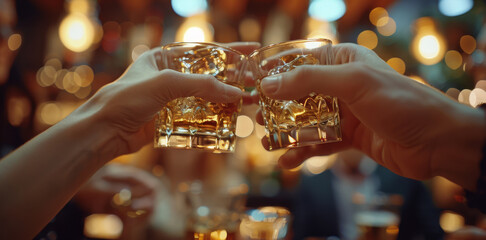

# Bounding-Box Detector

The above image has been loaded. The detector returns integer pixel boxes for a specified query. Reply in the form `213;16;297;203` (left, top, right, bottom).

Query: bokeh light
84;214;123;239
236;115;254;138
438;0;474;17
369;7;388;26
458;89;472;105
357;30;378;50
386;57;406;74
68;0;92;14
377;17;396;37
73;65;94;87
308;0;346;22
38;102;63;125
469;88;486;107
63;72;81;93
303;155;336;175
414;34;446;65
7;95;31;127
176;15;214;42
460;35;476;54
239;17;261;42
59;13;95;52
171;0;208;17
439;211;465;233
131;44;150;62
444;50;463;70
7;33;22;51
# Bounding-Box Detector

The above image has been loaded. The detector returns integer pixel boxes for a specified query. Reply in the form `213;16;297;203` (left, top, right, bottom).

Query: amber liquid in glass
257;54;341;150
155;46;243;152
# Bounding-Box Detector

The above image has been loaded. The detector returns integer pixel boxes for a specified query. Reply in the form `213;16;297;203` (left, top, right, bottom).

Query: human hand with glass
0;42;260;239
254;43;486;193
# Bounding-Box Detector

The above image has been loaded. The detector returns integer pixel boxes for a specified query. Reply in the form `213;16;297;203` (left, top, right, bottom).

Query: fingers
259;63;374;104
223;42;261;55
154;69;243;104
278;141;350;169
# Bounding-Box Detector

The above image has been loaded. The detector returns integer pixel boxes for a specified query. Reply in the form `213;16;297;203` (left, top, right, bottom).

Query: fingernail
261;75;281;95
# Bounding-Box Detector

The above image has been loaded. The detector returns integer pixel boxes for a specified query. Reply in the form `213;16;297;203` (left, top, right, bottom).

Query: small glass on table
248;39;341;150
155;42;247;152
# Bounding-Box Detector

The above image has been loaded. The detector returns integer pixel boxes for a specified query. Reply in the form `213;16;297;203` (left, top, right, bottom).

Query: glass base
265;123;342;151
154;132;235;153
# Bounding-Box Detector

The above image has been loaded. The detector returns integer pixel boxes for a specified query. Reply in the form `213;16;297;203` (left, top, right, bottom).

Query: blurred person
0;41;260;239
255;42;486;214
34;163;159;240
293;149;443;240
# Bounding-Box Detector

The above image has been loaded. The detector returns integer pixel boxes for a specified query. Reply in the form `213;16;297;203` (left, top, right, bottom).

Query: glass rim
248;38;332;59
162;41;245;57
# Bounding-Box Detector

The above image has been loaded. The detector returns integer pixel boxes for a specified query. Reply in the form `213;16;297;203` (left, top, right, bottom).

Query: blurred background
1;0;486;239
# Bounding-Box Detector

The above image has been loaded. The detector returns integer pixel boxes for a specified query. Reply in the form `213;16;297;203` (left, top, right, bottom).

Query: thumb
156;69;243;103
260;63;373;104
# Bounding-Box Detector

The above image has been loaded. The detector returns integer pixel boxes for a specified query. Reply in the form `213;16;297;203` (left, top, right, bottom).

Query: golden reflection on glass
444;50;463;70
386;58;406;74
84;214;123;239
7;33;22;51
357;30;378;50
460;35;476;54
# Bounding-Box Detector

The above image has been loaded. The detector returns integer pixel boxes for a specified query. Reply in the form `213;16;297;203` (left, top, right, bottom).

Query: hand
74;163;159;220
256;43;486;190
76;42;260;156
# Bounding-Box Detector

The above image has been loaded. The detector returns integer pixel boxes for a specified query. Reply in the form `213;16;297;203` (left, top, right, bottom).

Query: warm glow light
239;17;261;42
469;88;486;107
445;88;460;99
74;86;92;99
73;65;94;87
36;66;57;87
386;58;406;74
303;155;336;175
84;214;123;239
59;13;95;52
38;102;63;125
369;7;388;26
236;115;254;138
438;0;473;17
308;0;346;22
440;211;465;232
458;89;472;105
460;35;476;54
377;17;396;37
444;50;463;70
414;34;445;65
7;96;31;127
68;0;91;14
305;17;338;44
7;33;22;51
357;30;378;50
176;15;213;42
63;72;81;93
131;44;150;62
171;0;207;17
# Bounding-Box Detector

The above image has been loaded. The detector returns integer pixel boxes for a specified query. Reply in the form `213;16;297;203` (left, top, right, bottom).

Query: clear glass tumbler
154;42;247;152
249;39;341;150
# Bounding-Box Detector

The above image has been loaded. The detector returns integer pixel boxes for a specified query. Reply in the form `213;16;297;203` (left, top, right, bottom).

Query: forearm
0;108;122;239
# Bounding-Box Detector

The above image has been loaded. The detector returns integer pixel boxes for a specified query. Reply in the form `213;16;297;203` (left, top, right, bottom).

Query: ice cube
175;47;227;81
268;54;319;76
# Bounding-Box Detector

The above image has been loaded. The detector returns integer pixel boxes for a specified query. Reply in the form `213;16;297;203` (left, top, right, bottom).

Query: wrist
432;104;486;191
